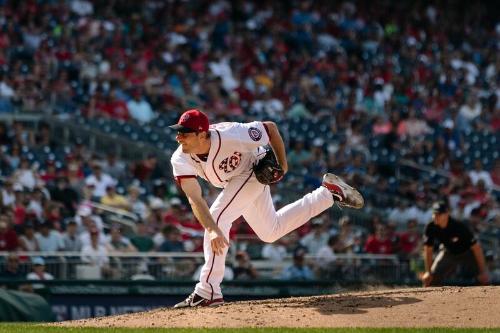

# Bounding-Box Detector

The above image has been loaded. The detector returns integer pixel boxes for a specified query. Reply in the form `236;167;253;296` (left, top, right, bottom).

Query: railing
88;202;140;233
0;251;407;283
397;159;500;193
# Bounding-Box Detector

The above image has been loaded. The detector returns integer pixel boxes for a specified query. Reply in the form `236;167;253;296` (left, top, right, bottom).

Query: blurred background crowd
0;0;498;284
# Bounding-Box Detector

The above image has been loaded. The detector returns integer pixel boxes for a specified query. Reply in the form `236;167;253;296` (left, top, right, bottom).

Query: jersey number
219;152;242;173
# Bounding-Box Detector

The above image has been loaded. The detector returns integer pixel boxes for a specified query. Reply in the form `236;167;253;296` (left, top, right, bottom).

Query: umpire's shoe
173;292;224;308
322;173;364;209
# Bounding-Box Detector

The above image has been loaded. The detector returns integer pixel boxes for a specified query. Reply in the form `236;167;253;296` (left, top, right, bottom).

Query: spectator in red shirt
398;219;421;259
0;218;19;251
162;198;183;226
364;224;394;255
102;90;129;120
133;154;164;182
40;162;58;184
13;189;27;226
491;107;500;131
163;198;203;240
491;160;500;187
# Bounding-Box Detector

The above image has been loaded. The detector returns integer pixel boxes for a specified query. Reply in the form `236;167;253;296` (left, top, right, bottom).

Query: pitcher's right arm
179;178;229;255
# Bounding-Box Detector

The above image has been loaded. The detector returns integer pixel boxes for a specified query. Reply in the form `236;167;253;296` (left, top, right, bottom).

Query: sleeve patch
248;127;262;141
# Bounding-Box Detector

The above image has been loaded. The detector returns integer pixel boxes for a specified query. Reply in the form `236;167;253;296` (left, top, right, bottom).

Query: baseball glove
253;147;284;185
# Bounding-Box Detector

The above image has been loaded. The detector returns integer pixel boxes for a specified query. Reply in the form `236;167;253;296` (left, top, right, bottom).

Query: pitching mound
56;286;500;328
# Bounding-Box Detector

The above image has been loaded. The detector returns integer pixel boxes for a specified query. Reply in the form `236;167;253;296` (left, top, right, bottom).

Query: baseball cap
432;200;449;214
169;109;209;133
32;257;45;266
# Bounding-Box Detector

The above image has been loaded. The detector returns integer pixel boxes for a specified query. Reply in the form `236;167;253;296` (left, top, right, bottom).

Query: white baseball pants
194;170;334;300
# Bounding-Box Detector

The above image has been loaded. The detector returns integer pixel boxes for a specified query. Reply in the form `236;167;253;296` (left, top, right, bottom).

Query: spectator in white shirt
80;228;111;275
458;94;481;124
79;219;106;248
35;221;63;252
26;257;54;289
0;179;16;208
70;0;94;16
13;158;38;191
61;220;83;252
84;163;116;199
0;75;15;99
388;199;411;225
315;235;347;279
127;90;155;123
300;219;330;255
404;197;433;225
101;152;127;181
26;189;44;220
261;239;288;262
468;159;494;189
75;206;104;235
126;184;148;220
316;235;340;267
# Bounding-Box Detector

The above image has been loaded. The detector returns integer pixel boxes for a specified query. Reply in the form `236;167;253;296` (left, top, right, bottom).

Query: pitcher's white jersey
170;119;336;302
171;121;270;188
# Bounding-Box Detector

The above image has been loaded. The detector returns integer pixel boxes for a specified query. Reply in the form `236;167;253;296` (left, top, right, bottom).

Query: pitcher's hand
209;229;229;255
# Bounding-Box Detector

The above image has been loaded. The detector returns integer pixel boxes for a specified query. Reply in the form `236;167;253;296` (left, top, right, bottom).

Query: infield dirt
57;286;500;328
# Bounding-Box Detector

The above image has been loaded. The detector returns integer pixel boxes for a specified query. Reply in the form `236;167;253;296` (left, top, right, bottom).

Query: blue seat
102;125;112;133
156;118;166;128
149;133;159;143
122;125;132;134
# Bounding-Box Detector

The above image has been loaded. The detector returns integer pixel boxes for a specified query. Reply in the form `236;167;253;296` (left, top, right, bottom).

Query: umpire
422;200;489;287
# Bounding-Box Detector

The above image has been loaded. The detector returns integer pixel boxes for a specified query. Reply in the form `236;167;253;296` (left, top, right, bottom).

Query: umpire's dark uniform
423;214;479;285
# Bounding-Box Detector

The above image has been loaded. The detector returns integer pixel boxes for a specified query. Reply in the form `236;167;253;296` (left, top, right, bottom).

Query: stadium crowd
0;0;498;282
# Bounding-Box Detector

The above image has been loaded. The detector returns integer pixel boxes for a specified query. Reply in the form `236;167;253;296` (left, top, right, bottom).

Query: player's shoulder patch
248;127;262;141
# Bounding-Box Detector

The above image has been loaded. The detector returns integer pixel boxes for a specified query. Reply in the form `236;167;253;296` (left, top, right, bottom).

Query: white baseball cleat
322;173;364;209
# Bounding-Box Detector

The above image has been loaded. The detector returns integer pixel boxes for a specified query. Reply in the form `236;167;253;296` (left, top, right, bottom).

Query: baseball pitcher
169;109;364;308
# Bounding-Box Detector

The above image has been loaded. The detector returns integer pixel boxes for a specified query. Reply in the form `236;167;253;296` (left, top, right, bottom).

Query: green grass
0;325;498;333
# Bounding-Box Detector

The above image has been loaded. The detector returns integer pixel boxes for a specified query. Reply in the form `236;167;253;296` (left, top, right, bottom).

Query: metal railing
0;251;406;282
88;202;140;234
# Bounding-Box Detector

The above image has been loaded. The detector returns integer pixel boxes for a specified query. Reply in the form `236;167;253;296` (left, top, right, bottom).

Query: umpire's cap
169;109;209;133
432;200;449;214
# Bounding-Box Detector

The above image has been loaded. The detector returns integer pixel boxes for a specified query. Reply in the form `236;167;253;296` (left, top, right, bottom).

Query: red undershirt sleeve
174;175;197;186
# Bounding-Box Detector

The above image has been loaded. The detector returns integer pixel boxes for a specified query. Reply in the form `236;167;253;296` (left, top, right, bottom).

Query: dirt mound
56;286;500;328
